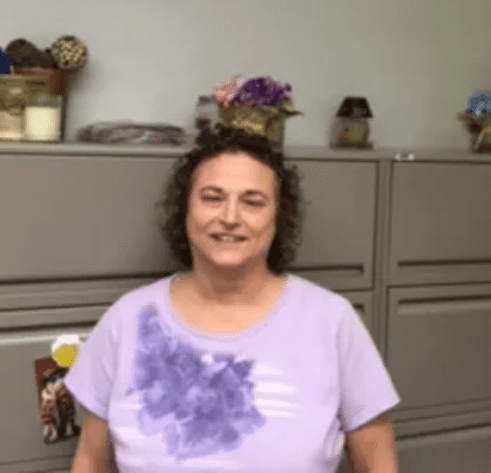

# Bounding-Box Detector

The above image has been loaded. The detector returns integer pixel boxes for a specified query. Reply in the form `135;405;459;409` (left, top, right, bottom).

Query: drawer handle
398;258;491;268
395;153;416;161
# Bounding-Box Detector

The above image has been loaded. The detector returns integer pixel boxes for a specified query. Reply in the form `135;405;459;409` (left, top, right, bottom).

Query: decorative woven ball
51;36;87;71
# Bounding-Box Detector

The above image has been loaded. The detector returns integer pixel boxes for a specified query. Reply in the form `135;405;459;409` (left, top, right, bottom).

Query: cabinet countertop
0;141;491;162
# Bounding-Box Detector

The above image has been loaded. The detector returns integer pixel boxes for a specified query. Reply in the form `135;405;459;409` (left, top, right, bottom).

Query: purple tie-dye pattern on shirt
131;305;266;461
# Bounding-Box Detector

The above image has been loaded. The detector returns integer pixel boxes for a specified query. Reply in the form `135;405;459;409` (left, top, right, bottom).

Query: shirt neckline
158;271;294;348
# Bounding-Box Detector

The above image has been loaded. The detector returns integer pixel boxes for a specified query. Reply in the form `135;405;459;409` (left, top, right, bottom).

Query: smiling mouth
210;234;248;242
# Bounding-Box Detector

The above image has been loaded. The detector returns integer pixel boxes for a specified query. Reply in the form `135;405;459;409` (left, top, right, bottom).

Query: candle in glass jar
25;106;60;141
24;82;62;141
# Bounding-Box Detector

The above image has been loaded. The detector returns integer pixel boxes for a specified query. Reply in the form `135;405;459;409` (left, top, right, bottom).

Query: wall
1;0;490;148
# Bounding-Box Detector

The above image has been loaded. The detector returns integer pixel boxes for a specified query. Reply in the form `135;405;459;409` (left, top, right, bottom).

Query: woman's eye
246;201;265;207
201;196;264;207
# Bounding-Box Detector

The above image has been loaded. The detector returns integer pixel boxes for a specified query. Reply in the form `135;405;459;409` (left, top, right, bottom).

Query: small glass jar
24;84;62;142
0;78;27;141
194;95;221;145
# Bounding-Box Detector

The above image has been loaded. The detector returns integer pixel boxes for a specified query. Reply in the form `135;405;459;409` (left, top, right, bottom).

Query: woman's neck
185;265;278;307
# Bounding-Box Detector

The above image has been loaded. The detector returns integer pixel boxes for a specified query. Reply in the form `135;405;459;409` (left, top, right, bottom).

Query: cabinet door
337;426;491;473
290;160;377;291
389;162;491;285
386;284;491;427
396;425;491;473
0;155;179;280
0;278;156;472
0;323;94;466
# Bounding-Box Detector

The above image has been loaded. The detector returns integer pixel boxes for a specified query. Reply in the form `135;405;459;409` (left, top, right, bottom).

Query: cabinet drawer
0;155;179;281
336;425;491;473
389;162;491;285
0;278;154;468
0;155;378;290
0;460;71;473
386;284;491;421
290;160;377;290
396;424;491;473
0;323;94;465
0;277;154;315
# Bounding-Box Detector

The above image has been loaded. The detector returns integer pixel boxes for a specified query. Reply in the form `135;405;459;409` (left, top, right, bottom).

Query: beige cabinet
0;145;489;472
384;157;491;471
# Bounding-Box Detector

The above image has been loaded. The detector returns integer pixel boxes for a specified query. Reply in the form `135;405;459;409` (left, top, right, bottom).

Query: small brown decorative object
331;97;374;149
5;39;44;68
51;36;88;71
34;357;80;444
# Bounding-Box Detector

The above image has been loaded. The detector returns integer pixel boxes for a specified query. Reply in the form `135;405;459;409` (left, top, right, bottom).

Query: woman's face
186;151;278;272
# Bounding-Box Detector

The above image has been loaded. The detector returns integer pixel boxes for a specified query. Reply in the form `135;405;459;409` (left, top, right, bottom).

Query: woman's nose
221;198;240;225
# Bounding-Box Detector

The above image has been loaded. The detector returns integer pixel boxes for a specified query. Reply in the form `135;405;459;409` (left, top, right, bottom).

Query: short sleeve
63;302;120;421
337;302;401;433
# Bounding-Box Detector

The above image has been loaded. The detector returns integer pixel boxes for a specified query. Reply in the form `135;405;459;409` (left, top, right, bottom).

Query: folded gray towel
76;121;187;145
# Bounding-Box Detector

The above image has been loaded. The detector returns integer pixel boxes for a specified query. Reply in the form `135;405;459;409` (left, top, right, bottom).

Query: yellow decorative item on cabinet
51;334;81;368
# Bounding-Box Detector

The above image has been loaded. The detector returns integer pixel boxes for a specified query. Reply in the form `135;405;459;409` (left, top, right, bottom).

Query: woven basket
14;67;70;96
218;104;286;150
458;112;491;152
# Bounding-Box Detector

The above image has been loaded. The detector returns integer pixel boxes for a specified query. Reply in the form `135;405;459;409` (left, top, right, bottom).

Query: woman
64;126;400;473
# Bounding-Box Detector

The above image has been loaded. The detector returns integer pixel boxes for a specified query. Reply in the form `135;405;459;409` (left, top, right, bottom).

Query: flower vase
218;104;287;152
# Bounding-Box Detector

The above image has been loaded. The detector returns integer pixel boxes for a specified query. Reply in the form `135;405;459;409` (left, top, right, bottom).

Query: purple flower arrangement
458;91;491;151
212;74;302;149
233;76;291;107
213;74;298;111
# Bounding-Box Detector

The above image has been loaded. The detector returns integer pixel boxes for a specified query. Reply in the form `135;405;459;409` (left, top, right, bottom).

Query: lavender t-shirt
63;272;401;473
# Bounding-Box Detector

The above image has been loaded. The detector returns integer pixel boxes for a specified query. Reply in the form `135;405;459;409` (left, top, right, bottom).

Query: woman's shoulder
287;272;351;308
113;275;172;308
280;273;361;347
98;275;173;327
285;272;354;324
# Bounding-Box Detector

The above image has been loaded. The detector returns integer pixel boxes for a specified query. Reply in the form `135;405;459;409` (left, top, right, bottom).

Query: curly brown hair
155;125;306;274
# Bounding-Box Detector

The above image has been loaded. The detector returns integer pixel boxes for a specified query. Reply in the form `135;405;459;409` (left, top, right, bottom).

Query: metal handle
395;152;416;161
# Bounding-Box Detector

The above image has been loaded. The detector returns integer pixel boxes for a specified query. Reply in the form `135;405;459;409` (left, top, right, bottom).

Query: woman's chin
204;252;254;271
209;255;248;269
192;246;267;272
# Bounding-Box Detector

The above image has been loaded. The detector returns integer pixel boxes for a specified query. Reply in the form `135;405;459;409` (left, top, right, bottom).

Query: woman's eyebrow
200;186;267;198
200;185;223;193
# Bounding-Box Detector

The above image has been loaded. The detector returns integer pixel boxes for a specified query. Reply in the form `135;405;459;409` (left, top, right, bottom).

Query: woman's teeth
212;235;245;242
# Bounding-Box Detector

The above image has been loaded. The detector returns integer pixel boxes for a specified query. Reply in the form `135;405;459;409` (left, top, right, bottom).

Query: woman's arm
344;412;398;473
70;409;113;473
